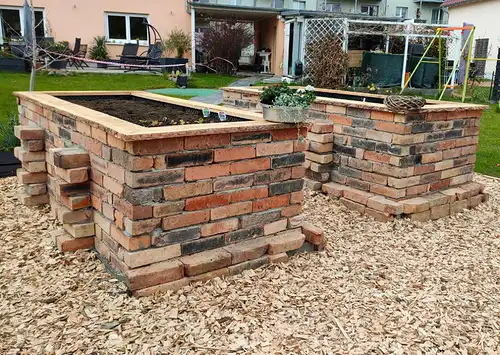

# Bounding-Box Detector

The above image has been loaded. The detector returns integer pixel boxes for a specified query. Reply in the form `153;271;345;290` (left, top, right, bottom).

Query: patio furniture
105;43;139;68
68;38;89;69
123;41;163;73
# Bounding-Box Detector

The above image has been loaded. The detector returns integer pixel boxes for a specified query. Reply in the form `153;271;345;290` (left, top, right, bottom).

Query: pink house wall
1;0;191;59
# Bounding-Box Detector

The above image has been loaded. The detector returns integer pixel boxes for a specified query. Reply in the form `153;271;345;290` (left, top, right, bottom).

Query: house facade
0;0;448;74
443;0;499;78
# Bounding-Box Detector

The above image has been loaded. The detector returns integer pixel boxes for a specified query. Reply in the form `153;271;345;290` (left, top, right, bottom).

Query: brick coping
223;86;487;113
13;91;295;142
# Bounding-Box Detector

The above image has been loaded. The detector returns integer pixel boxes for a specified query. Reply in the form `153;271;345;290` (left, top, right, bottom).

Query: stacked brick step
14;126;48;206
46;148;94;252
303;121;334;190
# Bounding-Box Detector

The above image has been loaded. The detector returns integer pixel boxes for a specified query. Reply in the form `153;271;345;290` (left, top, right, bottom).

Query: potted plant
259;79;316;123
89;36;109;68
161;28;190;73
48;41;70;70
0;113;21;177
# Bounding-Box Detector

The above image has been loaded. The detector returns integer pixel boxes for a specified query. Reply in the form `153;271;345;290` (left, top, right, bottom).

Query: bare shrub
306;37;349;89
199;20;253;74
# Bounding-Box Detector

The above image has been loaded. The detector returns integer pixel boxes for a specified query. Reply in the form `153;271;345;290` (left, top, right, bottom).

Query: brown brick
401;197;430;214
133;278;190;297
310;121;334;133
450;199;468;214
107;135;126;149
230;157;270;175
61;194;91;210
21;139;44;152
185;193;231;211
252;194;290;212
305;151;333;164
162;210;210;230
371;111;394;122
361;171;388;185
188;267;230;283
125;169;184;188
153;201;185;218
18;192;49;206
370;184;406;199
223;237;268;264
164;180;213;200
25;183;47;196
17;169;47;184
290;190;305;204
126;138;184;155
410;210;431;222
301;222;324;245
231;132;271;145
229;186;268;202
264;219;288;235
268;230;305;255
201;218;239;237
367;196;403;215
113;197;152;220
328;114;352;125
103;176;125;196
50;148;90;169
214;174;253;191
124;217;161;236
185;134;230;149
14;147;45;163
55;231;94;253
211;201;252;220
281;204;302;217
375;121;411;134
55;166;88;184
93;211;111;234
256;141;294;157
431;204;450;220
269;253;289;264
180;248;232;276
63;222;95;238
271;128;303;141
294;139;309;152
14;125;45;140
322;182;346;197
365;208;394;222
254;168;291;185
112;149;154;171
421;151;443;164
343;187;374;205
125;259;184;290
340;197;366;213
228;255;269;275
122;244;181;269
364;151;390;164
366;129;393;143
214;146;255;162
387;176;420;189
110;224;151;251
307;132;334;143
468;194;484;208
308;141;333;154
22;161;46;173
185;163;230;181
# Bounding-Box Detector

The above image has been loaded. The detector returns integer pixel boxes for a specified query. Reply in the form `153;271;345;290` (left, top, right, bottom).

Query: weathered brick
125;259;184;291
180;249;232;276
228;255;269;275
113;197;153;220
214;146;255;162
211;201;252;220
269;252;289;263
387;176;421;189
55;231;94;253
201;218;239;237
103;176;125;197
361;171;388;185
292;166;307;179
223;237;268;264
401;197;430;214
301;222;324;246
281;204;302;217
225;226;263;244
268;230;305;255
269;179;303;196
364;150;390;164
14;147;45;163
185;163;230;181
365;208;394;222
271;153;305;169
468;194;484;208
254;168;291;185
163;210;210;230
23;183;46;196
21;139;44;152
307;132;334;143
153;226;200;246
132;278;189;297
50;148;90;169
256;141;294;157
17;169;47;184
112;149;154;171
213;174;252;191
22;161;46;173
125;169;184;188
343;187;374;205
252;194;290;212
164;180;212;200
410;210;431;222
124;217;161;236
122;244;181;269
230;157;270;175
322;182;346;197
14;125;45;140
55;166;88;184
231;132;271;145
63;222;95;238
310;121;334;133
241;209;281;228
367;196;403;215
185;193;231;211
340;197;366;213
421;151;443;164
181;235;225;255
61;194;91;210
93;211;111;234
151;201;184;218
166;151;213;167
18;192;49;206
185;134;230;149
271;128;304;141
450;199;468;214
431;204;450;220
125;138;184;155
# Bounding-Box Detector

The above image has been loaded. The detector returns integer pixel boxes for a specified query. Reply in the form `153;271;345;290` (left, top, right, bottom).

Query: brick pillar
14;126;49;206
303;121;334;190
46;147;95;252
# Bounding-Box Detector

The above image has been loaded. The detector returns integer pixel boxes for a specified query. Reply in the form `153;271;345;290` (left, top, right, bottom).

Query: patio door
283;18;304;76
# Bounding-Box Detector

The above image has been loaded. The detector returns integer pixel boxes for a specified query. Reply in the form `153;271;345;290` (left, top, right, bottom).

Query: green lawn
476;106;500;177
0;72;238;123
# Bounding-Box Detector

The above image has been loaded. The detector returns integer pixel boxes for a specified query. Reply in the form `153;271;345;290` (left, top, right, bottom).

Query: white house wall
447;0;500;77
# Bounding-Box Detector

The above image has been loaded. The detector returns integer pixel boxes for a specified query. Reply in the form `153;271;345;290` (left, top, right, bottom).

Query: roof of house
442;0;484;7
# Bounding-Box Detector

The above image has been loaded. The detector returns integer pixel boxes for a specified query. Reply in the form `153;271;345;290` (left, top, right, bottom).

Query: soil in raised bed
59;95;249;128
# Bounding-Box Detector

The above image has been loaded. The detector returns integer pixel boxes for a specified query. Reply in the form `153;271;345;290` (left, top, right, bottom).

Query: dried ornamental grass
0;174;499;354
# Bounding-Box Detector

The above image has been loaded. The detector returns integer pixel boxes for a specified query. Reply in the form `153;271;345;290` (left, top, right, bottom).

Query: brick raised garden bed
12;91;323;296
222;87;489;221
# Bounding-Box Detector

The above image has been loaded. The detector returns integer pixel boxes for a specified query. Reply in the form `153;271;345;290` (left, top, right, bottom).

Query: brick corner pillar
14;125;49;206
303;120;334;191
46;147;95;252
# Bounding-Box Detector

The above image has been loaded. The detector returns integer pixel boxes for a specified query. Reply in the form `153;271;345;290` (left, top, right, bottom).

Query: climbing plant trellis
302;17;460;90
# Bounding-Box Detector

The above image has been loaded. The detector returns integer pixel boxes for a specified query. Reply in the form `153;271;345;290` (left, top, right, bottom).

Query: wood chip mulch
1;174;499;354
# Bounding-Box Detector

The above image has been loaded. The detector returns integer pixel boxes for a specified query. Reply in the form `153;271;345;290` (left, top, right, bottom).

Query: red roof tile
442;0;482;7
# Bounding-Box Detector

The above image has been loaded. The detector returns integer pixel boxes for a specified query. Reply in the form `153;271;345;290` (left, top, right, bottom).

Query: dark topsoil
59;95;248;128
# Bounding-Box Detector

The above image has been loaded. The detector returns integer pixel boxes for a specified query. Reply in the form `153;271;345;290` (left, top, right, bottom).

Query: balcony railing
190;0;286;9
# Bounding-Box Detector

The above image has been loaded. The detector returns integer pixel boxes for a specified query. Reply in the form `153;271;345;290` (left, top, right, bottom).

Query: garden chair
68;38;89;69
123;41;163;73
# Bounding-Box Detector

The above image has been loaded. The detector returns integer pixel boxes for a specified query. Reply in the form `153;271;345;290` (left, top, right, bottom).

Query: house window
431;9;444;24
396;7;408;18
105;13;149;45
319;1;341;12
293;1;306;10
360;5;378;16
0;7;45;43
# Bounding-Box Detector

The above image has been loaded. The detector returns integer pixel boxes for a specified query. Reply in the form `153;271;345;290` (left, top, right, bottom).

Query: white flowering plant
260;81;316;109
